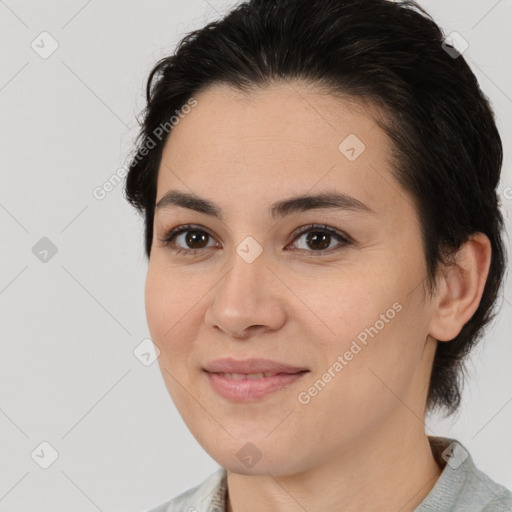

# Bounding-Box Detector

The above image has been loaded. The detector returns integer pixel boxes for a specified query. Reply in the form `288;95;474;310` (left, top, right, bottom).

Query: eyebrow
155;189;376;221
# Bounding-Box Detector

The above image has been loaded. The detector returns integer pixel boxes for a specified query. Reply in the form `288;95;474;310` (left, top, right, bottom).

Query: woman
124;0;511;510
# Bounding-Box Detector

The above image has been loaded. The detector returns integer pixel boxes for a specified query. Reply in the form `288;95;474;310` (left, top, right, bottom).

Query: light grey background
0;1;510;511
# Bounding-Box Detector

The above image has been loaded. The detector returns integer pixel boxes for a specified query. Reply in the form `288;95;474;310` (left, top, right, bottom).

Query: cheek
146;265;195;338
308;265;425;390
297;305;422;446
145;269;205;412
144;268;202;377
304;268;394;343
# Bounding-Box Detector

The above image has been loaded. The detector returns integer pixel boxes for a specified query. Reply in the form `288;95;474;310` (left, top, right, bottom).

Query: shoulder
468;465;512;512
143;467;227;512
416;436;512;512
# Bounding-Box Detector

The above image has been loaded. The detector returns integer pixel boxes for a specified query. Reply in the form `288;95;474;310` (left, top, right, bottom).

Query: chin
205;441;306;477
221;459;293;477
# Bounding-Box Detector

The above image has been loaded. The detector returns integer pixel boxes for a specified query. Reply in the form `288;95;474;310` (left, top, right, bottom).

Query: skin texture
145;81;491;512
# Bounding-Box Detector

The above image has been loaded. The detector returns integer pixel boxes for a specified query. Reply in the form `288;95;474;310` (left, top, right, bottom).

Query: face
145;81;438;476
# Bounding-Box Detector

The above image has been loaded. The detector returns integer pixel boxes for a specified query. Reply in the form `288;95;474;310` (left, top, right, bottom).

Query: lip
203;357;309;402
205;371;308;401
203;357;308;375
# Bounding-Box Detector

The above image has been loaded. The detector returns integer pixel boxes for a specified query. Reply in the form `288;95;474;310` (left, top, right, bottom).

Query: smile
205;370;309;401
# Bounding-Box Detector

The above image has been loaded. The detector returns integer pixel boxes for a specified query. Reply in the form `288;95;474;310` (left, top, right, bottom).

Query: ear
428;233;492;342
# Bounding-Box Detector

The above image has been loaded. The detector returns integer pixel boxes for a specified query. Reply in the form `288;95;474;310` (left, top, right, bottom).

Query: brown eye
160;224;218;254
159;222;352;257
181;230;210;249
304;231;332;251
288;224;352;255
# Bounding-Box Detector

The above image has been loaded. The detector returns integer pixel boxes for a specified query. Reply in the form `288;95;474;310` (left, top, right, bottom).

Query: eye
158;223;352;257
286;223;352;256
158;224;218;256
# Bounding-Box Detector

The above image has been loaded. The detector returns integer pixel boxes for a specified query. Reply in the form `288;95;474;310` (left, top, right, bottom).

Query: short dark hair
124;0;506;417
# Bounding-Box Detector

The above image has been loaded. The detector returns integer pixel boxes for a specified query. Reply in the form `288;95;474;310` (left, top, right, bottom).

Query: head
124;0;505;474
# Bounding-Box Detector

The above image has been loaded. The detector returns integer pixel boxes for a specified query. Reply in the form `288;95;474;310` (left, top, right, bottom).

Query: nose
204;249;287;340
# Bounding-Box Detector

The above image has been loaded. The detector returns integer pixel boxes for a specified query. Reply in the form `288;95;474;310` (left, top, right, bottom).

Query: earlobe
428;233;492;342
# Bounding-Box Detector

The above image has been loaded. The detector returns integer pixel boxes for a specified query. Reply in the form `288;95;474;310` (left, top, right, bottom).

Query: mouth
209;371;302;379
203;356;309;375
203;368;309;401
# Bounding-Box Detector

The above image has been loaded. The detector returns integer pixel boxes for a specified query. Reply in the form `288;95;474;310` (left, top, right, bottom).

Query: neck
226;422;442;512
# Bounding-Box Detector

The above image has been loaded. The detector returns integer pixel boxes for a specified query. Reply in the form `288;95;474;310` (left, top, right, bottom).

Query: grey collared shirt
145;436;512;512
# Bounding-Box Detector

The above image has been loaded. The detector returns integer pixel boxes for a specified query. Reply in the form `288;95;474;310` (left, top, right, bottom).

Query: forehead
156;81;401;216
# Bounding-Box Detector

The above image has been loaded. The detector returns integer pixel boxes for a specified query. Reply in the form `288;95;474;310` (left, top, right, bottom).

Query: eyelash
158;223;353;257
